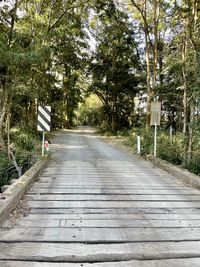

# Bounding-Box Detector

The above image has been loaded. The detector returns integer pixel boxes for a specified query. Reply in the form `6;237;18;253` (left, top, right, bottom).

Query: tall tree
128;0;167;129
89;2;142;131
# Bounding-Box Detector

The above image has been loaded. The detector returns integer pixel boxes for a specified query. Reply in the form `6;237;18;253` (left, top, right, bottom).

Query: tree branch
47;5;77;33
130;0;151;44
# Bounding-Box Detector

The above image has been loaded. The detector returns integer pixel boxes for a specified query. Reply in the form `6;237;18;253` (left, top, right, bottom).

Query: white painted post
42;131;45;157
154;122;157;157
170;125;173;144
137;136;141;154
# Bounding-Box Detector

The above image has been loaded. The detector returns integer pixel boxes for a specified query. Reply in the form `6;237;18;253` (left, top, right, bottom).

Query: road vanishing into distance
1;127;200;266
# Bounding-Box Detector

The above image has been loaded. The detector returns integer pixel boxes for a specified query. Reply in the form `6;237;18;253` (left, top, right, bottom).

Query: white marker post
137;136;141;154
170;125;173;144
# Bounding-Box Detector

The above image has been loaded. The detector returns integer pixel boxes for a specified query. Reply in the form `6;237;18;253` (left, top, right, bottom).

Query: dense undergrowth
0;131;41;189
102;128;200;176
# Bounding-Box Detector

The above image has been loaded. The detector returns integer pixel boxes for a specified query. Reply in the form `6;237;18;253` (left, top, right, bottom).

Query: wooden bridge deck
1;128;200;266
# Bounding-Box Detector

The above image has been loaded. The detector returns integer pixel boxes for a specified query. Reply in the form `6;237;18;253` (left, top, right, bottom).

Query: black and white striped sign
37;106;51;132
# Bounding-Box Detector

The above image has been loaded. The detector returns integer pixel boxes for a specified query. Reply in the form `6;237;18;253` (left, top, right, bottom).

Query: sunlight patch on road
50;144;88;149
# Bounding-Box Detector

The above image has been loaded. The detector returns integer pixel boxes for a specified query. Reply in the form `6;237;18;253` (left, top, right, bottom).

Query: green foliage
124;127;184;162
185;152;200;176
13;132;38;151
184;124;200;175
157;133;184;165
124;128;154;155
0;131;40;190
124;127;200;176
89;4;143;131
140;131;154;156
0;0;200;189
0;152;17;188
15;149;34;174
76;94;103;126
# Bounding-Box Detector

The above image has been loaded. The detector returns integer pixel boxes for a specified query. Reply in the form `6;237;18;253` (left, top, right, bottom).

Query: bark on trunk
152;0;160;89
182;35;188;135
186;0;198;164
130;0;161;131
111;95;117;132
145;34;152;129
187;103;194;163
0;98;7;150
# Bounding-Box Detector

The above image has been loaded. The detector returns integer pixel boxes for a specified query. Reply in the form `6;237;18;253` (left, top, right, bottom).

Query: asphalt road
1;127;200;266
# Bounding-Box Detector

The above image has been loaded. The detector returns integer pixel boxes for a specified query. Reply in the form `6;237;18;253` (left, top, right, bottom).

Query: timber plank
0;227;200;242
3;219;200;228
1;241;200;261
26;194;200;201
29;189;196;195
29;208;200;214
33;186;188;191
27;200;200;209
22;213;200;220
2;130;200;266
37;179;174;183
1;259;200;267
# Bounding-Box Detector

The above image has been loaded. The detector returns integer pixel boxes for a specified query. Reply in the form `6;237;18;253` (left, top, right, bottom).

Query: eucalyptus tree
49;3;90;127
167;0;200;162
126;0;170;129
0;0;20;149
0;0;91;144
16;0;85;128
89;1;142;131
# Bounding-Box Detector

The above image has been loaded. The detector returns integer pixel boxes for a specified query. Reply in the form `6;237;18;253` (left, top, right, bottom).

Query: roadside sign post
42;131;45;157
150;102;161;157
37;106;51;157
154;122;157;157
170;125;173;144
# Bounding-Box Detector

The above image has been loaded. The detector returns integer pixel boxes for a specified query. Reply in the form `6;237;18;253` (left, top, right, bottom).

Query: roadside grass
101;127;200;176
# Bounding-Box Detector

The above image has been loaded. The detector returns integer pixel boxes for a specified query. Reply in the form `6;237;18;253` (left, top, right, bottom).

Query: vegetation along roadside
0;1;200;186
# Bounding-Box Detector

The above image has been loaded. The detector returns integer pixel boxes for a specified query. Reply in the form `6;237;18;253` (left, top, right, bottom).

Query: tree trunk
186;0;198;164
0;0;18;150
152;0;160;89
7;111;11;159
130;0;161;130
129;0;153;130
0;97;7;150
182;35;188;135
187;102;194;163
111;95;117;132
144;22;152;129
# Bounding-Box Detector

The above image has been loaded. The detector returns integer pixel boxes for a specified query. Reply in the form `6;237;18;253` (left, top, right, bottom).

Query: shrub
140;130;154;156
157;140;183;165
0;131;40;190
15;149;34;173
125;128;185;164
185;152;200;176
0;152;17;188
124;127;154;155
12;132;38;151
